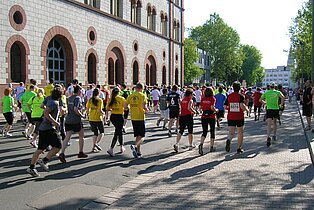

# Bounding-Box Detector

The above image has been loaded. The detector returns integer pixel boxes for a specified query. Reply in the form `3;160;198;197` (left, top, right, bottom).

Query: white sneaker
188;144;196;150
5;132;12;137
120;145;126;153
26;167;39;177
37;159;49;171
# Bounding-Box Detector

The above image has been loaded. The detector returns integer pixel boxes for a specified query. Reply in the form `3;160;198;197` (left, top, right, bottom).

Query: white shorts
160;109;169;120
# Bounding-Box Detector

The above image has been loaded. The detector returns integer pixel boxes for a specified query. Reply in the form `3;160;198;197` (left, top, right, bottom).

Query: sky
184;0;306;69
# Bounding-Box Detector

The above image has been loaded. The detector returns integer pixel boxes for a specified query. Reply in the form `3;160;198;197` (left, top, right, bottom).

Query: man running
126;83;148;158
252;87;263;121
260;82;285;146
167;85;181;137
214;86;227;128
225;81;248;154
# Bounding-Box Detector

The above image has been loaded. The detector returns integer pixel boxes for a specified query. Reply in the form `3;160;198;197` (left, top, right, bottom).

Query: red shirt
253;91;262;106
200;96;216;119
180;97;193;116
226;92;245;120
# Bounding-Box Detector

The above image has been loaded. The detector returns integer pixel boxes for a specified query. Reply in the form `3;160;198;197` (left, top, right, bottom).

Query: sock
42;157;49;164
30;164;35;169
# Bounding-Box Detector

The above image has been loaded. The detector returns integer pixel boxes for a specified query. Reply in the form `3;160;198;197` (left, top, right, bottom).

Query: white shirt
194;89;202;102
152;89;160;100
85;89;94;101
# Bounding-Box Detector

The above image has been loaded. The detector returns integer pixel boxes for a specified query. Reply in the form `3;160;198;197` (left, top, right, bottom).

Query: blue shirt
215;93;227;110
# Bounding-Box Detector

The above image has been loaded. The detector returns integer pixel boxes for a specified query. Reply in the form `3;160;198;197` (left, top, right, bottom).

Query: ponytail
92;88;100;106
108;88;120;107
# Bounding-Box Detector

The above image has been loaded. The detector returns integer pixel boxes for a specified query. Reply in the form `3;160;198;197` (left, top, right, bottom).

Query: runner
19;85;37;139
26;88;63;177
198;87;218;155
156;88;169;130
106;87;126;156
194;86;202;115
0;88;17;137
27;88;45;148
225;81;248;154
259;82;285;146
125;83;148;158
252;87;263;121
302;80;313;131
167;85;181;137
86;88;105;153
44;78;54;96
15;82;25;121
58;85;88;163
245;87;254;117
173;88;196;153
214;86;227;128
120;84;130;134
151;85;160;114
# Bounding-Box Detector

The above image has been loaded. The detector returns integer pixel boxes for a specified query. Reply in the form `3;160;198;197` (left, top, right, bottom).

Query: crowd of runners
0;78;299;177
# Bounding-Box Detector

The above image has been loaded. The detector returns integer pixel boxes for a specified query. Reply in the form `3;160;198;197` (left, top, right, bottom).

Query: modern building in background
262;50;296;88
0;0;184;91
193;48;210;85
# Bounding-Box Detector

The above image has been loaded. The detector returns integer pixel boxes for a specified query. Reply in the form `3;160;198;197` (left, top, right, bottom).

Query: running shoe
122;128;126;134
0;130;3;135
58;153;67;163
266;137;271;147
188;144;196;150
107;148;114;157
198;144;203;156
130;145;138;158
173;143;179;153
225;139;231;152
5;132;12;137
94;144;102;151
236;148;244;154
137;152;142;158
77;152;88;158
37;159;49;171
168;130;172;137
209;146;216;152
30;141;38;148
22;131;27;138
156;119;160;127
120;145;126;153
26;167;39;177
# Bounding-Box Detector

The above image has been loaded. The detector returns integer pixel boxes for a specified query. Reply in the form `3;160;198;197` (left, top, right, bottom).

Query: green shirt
2;95;14;113
261;90;282;110
28;95;45;118
20;91;37;112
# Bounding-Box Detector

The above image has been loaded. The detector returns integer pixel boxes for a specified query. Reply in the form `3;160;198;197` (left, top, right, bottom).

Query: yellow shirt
106;95;125;115
44;84;54;96
126;91;147;121
86;98;104;122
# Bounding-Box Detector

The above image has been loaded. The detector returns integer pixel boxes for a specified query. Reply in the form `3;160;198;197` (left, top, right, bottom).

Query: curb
296;100;314;165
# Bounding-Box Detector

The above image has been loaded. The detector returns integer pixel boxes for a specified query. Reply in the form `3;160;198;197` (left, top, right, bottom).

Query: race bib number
230;102;240;112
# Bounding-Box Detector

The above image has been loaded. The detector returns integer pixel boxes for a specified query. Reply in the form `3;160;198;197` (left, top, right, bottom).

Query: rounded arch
131;57;140;85
144;50;158;86
85;48;99;85
162;65;167;85
105;40;127;85
41;26;77;85
5;35;30;83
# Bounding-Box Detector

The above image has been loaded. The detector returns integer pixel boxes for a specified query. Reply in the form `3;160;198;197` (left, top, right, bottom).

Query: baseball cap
269;82;276;87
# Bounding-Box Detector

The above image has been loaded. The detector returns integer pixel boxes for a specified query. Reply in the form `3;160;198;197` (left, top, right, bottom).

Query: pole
302;42;305;88
312;0;314;82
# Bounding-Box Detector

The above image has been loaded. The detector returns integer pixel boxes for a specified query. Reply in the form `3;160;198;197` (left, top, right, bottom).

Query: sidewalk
81;101;314;209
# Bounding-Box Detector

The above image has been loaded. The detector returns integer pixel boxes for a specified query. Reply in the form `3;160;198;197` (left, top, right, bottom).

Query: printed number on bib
171;98;175;105
230;103;240;112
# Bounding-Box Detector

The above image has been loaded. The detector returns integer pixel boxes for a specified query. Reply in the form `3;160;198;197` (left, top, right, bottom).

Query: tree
189;13;243;84
184;38;204;84
239;45;264;86
289;0;312;82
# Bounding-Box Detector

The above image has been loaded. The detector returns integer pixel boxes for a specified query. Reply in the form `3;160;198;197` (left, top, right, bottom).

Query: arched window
152;7;157;32
107;46;124;86
162;66;166;85
47;39;66;84
10;43;22;82
161;13;168;36
131;0;142;25
108;58;114;85
146;64;150;85
175;68;179;85
173;19;180;41
133;61;139;85
110;0;122;17
87;53;96;84
147;5;152;30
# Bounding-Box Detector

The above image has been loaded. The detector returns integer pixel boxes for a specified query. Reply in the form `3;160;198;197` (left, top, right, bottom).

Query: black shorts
25;112;32;123
302;104;312;117
228;119;244;127
169;108;180;119
266;109;280;119
132;120;145;137
179;115;194;134
17;101;22;109
195;102;201;107
65;122;83;133
123;110;129;120
89;121;104;136
254;105;261;113
248;101;253;107
102;103;107;112
216;110;224;118
32;117;43;134
3;112;13;125
38;129;62;150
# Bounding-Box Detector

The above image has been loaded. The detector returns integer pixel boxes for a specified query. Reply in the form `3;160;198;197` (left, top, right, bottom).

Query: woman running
106;87;126;156
198;87;218;155
1;88;16;137
86;88;105;153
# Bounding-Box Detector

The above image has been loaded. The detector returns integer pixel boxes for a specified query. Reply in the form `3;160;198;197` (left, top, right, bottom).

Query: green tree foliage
289;0;312;82
184;38;204;84
239;45;264;86
189;13;243;84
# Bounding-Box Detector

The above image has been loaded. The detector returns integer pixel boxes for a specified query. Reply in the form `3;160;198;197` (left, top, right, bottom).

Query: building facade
193;49;210;85
0;0;184;89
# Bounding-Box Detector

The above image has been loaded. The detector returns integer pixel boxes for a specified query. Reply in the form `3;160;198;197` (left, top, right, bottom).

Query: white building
193;49;210;84
0;0;184;91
